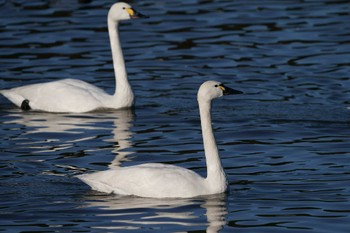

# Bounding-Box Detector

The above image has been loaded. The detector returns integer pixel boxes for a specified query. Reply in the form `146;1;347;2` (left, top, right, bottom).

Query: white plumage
77;81;243;198
0;2;146;113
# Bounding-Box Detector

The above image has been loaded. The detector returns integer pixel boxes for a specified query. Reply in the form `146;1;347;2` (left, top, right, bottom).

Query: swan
77;81;243;198
0;2;147;113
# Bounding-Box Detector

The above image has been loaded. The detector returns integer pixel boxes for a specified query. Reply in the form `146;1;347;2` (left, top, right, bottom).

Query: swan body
0;2;146;113
77;81;243;198
79;163;210;198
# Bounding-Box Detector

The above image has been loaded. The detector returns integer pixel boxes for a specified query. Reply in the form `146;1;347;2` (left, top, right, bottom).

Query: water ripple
1;0;350;232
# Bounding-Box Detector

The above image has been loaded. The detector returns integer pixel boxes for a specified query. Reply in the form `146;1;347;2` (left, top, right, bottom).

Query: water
0;0;350;232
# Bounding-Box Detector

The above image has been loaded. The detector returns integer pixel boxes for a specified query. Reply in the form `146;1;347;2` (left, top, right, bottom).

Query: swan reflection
81;193;227;233
105;109;134;168
2;109;134;162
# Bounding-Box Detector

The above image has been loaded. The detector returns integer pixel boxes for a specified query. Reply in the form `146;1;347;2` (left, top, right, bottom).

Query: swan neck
199;99;226;189
108;18;132;98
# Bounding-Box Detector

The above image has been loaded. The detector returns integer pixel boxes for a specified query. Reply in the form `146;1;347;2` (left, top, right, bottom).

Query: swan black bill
219;84;243;95
129;8;149;19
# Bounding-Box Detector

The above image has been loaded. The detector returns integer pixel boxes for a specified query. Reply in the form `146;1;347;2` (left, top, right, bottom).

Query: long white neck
107;17;134;107
199;99;227;192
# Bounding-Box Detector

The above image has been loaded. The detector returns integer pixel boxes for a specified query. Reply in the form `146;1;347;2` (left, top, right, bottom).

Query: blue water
1;0;350;232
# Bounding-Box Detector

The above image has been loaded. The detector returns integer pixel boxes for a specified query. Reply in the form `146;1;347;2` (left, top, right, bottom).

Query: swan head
197;80;243;102
108;2;147;22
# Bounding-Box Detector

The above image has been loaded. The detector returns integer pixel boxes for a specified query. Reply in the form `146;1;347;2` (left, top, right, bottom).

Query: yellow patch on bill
127;8;135;16
219;85;225;91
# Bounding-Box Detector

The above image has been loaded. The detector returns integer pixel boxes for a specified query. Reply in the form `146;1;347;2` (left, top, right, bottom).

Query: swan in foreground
0;2;147;113
77;81;243;198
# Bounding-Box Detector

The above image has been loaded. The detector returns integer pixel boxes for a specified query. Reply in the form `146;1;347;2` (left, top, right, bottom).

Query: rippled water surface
1;0;350;232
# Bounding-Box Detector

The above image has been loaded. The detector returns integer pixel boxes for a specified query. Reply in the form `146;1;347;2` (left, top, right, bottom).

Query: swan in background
0;2;147;113
77;81;243;198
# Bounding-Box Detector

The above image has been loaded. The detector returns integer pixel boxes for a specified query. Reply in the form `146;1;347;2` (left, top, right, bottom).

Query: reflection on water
82;193;227;233
2;109;134;158
106;110;134;168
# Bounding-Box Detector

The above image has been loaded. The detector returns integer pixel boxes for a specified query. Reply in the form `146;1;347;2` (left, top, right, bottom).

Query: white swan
0;2;147;113
77;81;243;198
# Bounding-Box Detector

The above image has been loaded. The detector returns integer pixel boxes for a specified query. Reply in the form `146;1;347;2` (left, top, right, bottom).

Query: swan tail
76;174;114;194
0;90;27;108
